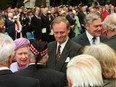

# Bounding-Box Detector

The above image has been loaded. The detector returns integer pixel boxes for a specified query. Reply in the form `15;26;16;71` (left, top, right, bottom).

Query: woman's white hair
67;54;103;87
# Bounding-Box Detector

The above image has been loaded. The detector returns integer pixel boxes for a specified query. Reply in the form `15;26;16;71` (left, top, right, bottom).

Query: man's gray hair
103;13;116;31
0;33;15;65
84;13;101;25
67;54;103;87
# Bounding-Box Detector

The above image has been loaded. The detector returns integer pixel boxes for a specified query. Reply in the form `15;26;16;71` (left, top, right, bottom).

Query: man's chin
57;40;63;43
95;34;101;37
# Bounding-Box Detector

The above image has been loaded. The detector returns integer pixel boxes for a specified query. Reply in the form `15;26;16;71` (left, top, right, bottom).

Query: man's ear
8;55;13;68
67;78;72;87
85;24;89;30
68;27;71;34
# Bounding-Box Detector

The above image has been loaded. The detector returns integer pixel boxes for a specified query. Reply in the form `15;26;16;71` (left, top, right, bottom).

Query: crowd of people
0;3;116;87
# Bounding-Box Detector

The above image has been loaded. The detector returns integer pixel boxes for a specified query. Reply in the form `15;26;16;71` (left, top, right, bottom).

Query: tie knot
58;45;61;49
56;45;61;60
92;37;96;44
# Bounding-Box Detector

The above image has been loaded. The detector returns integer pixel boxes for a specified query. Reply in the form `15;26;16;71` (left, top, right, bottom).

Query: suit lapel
55;40;71;71
81;33;90;46
48;42;57;69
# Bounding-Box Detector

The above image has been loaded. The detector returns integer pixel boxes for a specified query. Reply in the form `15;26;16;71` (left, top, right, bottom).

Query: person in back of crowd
72;9;81;36
83;44;116;87
14;15;22;39
31;9;42;41
60;10;66;17
40;8;51;42
25;11;33;32
0;13;5;33
5;12;15;40
101;6;108;21
15;39;65;87
67;54;103;87
10;38;30;72
72;13;108;47
77;6;87;34
19;12;27;37
0;33;40;87
102;13;116;51
66;9;76;38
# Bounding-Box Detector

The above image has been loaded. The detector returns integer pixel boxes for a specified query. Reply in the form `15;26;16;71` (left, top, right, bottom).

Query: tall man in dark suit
103;13;116;51
15;40;65;87
72;13;108;47
78;6;87;34
47;17;81;74
0;33;40;87
31;9;42;40
40;8;51;42
25;11;33;33
5;12;15;40
66;9;76;38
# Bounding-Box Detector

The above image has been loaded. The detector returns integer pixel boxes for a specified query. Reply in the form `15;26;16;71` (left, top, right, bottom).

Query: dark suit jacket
5;18;15;40
40;14;51;34
103;79;116;87
77;11;86;25
40;14;51;42
0;70;40;87
25;17;33;32
31;15;42;40
47;39;82;73
66;14;76;26
72;32;108;47
105;35;116;51
15;64;65;87
5;18;15;33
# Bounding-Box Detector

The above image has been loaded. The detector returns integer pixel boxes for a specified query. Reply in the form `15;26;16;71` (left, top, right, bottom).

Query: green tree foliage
0;0;11;10
110;0;116;6
0;0;115;10
0;0;24;10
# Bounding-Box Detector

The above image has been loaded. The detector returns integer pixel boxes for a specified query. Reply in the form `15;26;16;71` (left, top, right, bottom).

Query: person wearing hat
15;39;65;87
10;38;30;72
60;10;66;17
0;33;41;87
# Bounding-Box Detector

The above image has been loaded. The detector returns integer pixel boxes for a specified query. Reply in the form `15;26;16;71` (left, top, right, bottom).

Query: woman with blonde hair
83;43;116;87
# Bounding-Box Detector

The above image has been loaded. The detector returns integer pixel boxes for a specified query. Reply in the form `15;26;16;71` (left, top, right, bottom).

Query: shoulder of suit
43;68;65;78
48;41;56;45
100;34;108;41
72;33;85;41
70;39;82;48
48;41;56;48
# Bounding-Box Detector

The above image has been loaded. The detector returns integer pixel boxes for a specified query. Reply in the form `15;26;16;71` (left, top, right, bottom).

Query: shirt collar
86;30;94;42
0;67;9;70
57;37;69;53
29;63;44;65
86;31;100;45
